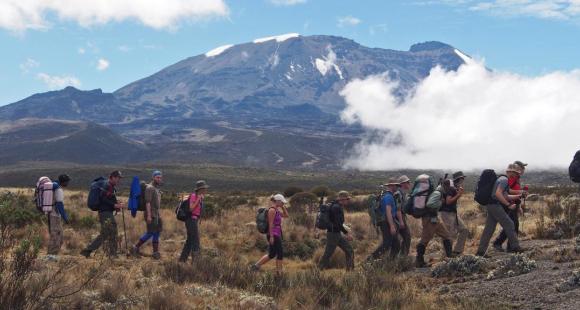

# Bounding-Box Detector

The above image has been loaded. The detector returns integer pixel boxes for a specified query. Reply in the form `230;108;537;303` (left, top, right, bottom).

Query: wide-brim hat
337;190;351;199
397;175;411;184
195;180;210;191
273;193;288;203
383;177;399;186
452;171;466;181
506;164;521;174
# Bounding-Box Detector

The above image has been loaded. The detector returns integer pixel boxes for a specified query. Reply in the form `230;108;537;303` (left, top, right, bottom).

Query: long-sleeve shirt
98;181;118;213
327;202;348;234
53;182;69;222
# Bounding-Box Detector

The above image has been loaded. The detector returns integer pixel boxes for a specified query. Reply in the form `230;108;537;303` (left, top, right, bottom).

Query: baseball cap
273;194;287;203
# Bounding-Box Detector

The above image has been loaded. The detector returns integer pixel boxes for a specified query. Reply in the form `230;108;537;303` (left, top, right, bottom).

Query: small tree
283;186;304;198
290;192;318;214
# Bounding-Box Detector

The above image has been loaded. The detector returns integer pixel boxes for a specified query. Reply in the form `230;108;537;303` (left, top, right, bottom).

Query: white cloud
340;59;580;170
78;47;86;54
20;58;40;73
36;73;81;90
269;0;307;5
337;15;361;27
96;58;110;71
426;1;580;21
0;0;229;33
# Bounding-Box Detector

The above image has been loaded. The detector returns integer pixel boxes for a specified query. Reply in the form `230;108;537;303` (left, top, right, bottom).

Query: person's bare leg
255;254;271;267
276;259;283;275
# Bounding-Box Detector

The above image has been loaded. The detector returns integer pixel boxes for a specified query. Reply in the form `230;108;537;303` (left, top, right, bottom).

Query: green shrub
283;186;304;198
289;192;318;214
0;192;42;229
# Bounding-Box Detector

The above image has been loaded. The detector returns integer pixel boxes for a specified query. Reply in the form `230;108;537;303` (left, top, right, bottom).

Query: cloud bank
340;57;580;171
0;0;229;33
36;73;81;89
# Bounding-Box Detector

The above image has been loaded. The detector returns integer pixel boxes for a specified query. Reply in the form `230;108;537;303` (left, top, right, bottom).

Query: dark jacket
99;181;118;213
327;202;348;234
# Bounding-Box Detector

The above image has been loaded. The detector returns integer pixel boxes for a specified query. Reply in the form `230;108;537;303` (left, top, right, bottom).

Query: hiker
395;175;412;256
493;162;528;252
439;171;469;256
132;170;164;260
81;171;125;258
476;164;526;256
251;194;289;275
47;174;71;256
179;180;210;262
369;178;401;260
416;178;454;268
318;191;355;271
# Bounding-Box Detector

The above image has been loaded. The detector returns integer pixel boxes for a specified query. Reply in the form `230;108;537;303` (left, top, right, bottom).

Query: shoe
80;249;91;258
507;247;527;253
493;243;505;252
152;252;161;260
475;252;491;258
250;264;260;272
131;246;141;257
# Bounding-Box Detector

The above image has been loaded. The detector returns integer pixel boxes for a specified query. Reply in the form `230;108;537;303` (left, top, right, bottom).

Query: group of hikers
35;159;537;274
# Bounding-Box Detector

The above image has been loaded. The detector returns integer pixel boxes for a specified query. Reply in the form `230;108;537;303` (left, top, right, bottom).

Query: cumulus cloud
337;16;361;27
20;58;40;73
269;0;307;5
0;0;229;33
340;57;580;170
96;58;110;71
36;73;81;90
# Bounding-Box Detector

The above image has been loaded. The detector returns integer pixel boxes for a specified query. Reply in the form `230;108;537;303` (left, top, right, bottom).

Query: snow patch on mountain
253;33;300;44
314;47;343;79
205;44;234;57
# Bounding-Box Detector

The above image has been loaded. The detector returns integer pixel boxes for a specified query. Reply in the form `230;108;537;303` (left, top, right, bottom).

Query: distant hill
0;35;467;168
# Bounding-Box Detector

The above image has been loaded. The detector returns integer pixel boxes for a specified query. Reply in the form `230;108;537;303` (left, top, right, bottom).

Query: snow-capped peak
454;49;473;64
253;33;300;44
205;44;234;57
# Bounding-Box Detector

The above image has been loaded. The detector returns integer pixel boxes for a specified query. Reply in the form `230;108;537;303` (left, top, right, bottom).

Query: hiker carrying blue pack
368;178;401;260
132;170;164;260
81;170;125;258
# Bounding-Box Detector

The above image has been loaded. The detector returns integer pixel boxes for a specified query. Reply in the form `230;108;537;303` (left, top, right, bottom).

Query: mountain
0;35;467;168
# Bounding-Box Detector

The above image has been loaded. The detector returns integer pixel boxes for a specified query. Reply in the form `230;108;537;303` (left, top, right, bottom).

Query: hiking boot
493;243;505;252
250;264;260;272
416;243;427;268
507;247;527;254
131;246;141;257
475;251;491;258
80;249;91;258
443;239;454;258
152;252;161;260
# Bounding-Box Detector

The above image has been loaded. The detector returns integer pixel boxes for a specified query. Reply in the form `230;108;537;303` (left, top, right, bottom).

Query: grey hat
337;190;351;199
514;161;528;169
397;175;411;184
384;177;399;187
195;180;210;191
452;171;466;181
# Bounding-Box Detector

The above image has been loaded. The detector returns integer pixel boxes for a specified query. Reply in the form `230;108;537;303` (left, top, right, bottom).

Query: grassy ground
1;184;579;309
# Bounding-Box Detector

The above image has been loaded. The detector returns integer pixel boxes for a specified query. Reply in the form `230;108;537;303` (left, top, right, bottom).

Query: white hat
273;194;287;203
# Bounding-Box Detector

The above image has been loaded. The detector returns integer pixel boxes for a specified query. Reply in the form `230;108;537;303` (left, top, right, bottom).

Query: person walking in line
416;179;454;268
132;170;164;260
251;194;289;275
395;175;412;256
179;180;210;262
81;171;125;258
493;162;528;252
369;178;400;260
318;191;355;271
477;164;526;257
439;171;469;256
47;174;71;256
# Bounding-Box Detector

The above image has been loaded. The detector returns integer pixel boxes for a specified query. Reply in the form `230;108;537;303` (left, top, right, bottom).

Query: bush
310;186;331;198
283;186;304;198
0;192;42;229
289;192;318;214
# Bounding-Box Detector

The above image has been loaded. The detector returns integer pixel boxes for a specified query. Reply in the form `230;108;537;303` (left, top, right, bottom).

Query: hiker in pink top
251;194;289;275
179;180;209;263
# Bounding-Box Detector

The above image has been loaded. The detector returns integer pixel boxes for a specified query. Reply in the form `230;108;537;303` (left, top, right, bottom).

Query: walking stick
121;207;129;255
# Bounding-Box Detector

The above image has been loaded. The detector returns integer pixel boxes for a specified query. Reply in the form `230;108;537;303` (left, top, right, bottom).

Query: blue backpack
87;177;106;211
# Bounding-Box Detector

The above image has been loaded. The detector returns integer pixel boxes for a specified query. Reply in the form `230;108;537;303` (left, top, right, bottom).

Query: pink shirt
189;193;203;219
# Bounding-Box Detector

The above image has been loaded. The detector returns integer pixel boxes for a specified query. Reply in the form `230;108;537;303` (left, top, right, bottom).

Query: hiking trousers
370;221;400;259
398;214;411;256
440;211;469;253
47;212;63;255
85;211;118;256
477;204;520;254
419;216;450;247
179;217;200;262
493;207;520;248
319;232;354;270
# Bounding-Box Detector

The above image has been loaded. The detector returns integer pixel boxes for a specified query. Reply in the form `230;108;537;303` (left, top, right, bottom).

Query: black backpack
175;196;191;222
569;151;580;183
315;197;332;230
87;177;106;211
256;207;271;234
137;182;148;211
474;169;502;205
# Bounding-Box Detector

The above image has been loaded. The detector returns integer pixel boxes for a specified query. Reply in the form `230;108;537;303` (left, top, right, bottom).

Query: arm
189;194;201;212
336;206;348;234
396;208;404;229
145;186;152;222
386;205;396;233
446;189;462;205
268;208;276;244
280;205;289;218
495;186;514;208
54;187;69;223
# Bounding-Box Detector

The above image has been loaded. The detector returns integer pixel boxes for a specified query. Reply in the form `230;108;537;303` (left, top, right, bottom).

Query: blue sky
2;0;580;106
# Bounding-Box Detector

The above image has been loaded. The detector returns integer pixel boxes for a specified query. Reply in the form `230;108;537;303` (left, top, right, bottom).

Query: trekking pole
121;207;129;255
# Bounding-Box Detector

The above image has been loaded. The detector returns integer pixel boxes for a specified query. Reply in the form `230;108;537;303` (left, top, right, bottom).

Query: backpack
403;174;436;218
474;169;503;205
256;207;271;234
137;181;148;211
367;193;386;226
175;196;191;222
34;176;56;214
569;151;580;183
87;177;107;211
